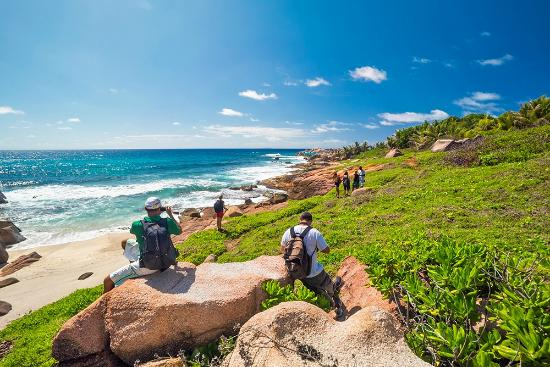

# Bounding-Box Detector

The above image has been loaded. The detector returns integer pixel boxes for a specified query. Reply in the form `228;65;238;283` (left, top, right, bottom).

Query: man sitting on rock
280;212;344;318
103;197;182;293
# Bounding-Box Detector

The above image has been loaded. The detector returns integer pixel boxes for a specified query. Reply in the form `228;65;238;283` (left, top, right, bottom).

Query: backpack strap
300;226;312;239
290;226;296;238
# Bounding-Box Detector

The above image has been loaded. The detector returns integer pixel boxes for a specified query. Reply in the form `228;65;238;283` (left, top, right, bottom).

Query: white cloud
471;92;500;101
454;91;502;113
27;134;36;139
238;89;278;101
444;62;455;68
203;125;306;141
0;106;24;115
109;88;119;94
219;108;244;117
480;31;491;37
249;117;260;122
311;121;352;134
361;123;379;129
349;66;387;83
124;134;191;139
412;57;431;64
67;117;80;123
285;121;304;126
283;80;299;86
378;109;449;126
305;77;331;87
172;122;181;126
57;126;73;130
477;54;513;66
262;82;271;87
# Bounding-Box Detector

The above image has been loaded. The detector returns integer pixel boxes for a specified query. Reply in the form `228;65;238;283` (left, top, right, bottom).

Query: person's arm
315;230;330;254
166;207;183;235
280;229;290;253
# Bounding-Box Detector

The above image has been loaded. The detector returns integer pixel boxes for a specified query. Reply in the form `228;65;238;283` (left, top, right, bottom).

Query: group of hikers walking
333;166;366;198
104;196;345;319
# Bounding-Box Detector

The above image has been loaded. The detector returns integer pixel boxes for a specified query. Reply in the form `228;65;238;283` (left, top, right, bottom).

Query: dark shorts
302;270;336;299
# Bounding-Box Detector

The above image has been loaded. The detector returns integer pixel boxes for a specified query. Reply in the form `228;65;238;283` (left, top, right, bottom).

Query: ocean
0;149;304;249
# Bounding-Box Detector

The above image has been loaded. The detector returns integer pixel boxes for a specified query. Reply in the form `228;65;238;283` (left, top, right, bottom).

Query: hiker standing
352;171;360;191
342;171;351;196
333;172;341;198
214;195;228;231
358;166;366;187
280;212;344;318
103;197;182;293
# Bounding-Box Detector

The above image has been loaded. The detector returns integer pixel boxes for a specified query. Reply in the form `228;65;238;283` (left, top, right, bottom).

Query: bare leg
217;216;222;231
103;276;115;294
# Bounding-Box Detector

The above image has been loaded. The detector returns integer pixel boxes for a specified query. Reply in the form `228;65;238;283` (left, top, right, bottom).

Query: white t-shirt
281;224;328;278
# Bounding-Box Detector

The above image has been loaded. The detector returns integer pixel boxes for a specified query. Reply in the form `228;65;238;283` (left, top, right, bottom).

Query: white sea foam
5;178;224;202
4;158;302;249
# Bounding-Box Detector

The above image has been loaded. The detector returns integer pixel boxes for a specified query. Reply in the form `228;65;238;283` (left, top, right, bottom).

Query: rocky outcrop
431;137;483;153
180;208;201;218
0;277;19;288
263;163;386;200
0;244;8;264
226;206;243;217
0;220;26;248
0;251;41;277
385;148;403;158
336;256;397;316
222;301;430;367
0;191;6;204
267;192;288;204
52;256;290;366
0;301;12;316
138;358;185;367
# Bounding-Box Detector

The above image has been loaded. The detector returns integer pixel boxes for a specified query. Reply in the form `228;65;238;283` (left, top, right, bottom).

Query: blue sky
1;0;549;149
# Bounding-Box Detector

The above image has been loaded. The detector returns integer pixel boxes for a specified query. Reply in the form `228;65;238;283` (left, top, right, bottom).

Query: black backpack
283;226;313;280
214;200;224;213
139;218;179;270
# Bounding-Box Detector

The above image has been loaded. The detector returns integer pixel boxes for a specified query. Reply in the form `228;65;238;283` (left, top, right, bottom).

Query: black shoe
335;306;345;319
334;276;343;293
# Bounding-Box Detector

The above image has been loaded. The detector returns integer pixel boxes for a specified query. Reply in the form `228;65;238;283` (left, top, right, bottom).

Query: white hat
144;197;161;210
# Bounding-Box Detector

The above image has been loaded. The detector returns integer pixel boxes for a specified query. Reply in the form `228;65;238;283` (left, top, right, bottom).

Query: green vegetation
0;286;102;367
1;122;548;366
260;280;331;311
386;95;549;149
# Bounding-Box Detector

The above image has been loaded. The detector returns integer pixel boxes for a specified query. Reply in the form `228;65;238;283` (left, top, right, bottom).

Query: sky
1;0;549;149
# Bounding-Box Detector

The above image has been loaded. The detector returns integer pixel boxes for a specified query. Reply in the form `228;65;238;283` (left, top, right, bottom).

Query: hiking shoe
335;306;345;320
334;276;343;293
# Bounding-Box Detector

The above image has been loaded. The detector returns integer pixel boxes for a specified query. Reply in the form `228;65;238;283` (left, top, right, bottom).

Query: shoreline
0;156;325;329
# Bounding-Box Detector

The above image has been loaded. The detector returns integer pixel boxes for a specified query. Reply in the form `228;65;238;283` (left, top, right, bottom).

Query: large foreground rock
222;301;430;367
53;256;290;366
0;221;26;247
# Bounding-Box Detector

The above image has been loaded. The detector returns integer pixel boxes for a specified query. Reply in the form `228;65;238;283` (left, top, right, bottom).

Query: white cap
144;197;161;210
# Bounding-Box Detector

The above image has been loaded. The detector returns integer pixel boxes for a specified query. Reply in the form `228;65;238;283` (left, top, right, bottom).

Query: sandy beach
0;232;130;329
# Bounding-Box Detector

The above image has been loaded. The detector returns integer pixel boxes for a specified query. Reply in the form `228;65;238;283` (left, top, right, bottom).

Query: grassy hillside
1;126;548;366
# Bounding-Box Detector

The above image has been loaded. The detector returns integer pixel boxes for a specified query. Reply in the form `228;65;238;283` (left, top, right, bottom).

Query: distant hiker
333;172;341;198
358;166;366;187
214;195;228;231
342;171;351;196
353;171;360;191
280;212;344;318
103;197;182;293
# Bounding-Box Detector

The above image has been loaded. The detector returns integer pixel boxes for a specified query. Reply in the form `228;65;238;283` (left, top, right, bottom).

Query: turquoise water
0;149;303;248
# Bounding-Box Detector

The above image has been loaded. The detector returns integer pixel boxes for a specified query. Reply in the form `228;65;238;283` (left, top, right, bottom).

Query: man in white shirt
280;212;344;318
